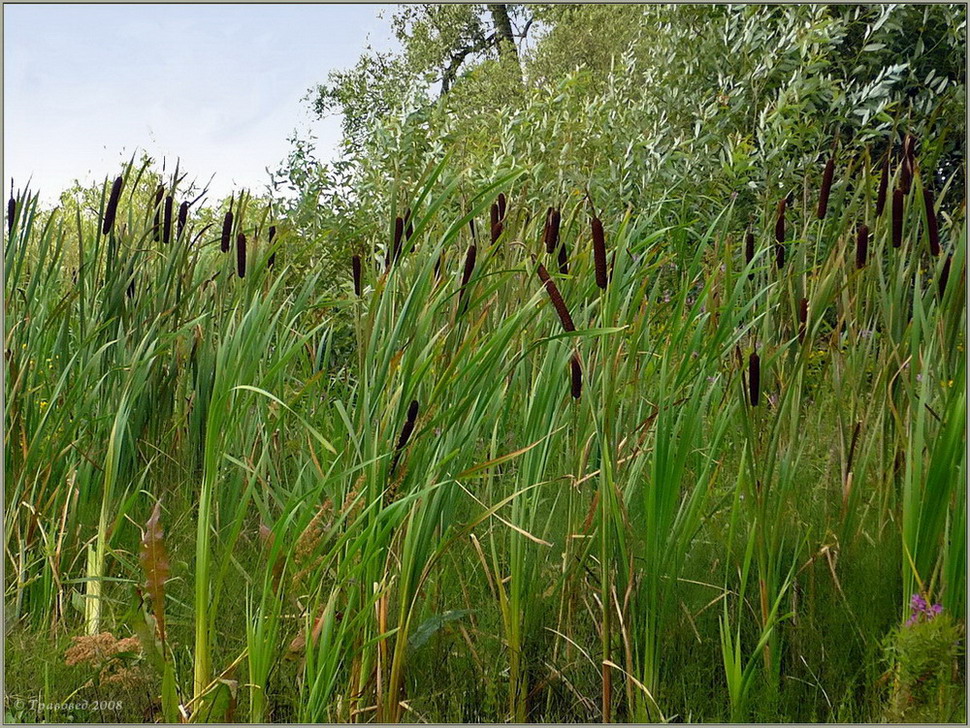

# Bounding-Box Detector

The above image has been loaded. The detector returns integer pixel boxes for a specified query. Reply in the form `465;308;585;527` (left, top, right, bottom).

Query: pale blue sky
3;4;398;203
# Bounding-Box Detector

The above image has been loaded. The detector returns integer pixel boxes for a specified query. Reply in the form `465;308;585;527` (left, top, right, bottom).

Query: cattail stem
352;255;362;296
236;233;247;278
102;176;124;235
537;262;575;332
892;188;904;248
855;224;868;269
817;157;835;219
745;230;755;280
592;217;608;290
923;187;940;256
748;351;761;407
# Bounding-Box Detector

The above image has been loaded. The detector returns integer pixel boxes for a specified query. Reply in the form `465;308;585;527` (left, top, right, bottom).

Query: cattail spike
775;198;786;243
497;193;507;221
153;185;164;241
938;255;952;299
236;232;247;278
855;224;868;269
7;193;15;237
177;201;189;239
924;187;940;256
892;188;904;248
537;262;575;332
163;196;173;244
748;351;761;407
352;254;362;296
592;217;607;289
797;297;808;343
390;400;420;474
458;244;477;313
490;203;499;235
491;220;503;244
544;207;561;254
221;209;233;253
102;176;124;235
557;240;569;274
570;353;582;399
393;216;404;263
876;154;890;216
267;225;276;268
817;157;835;219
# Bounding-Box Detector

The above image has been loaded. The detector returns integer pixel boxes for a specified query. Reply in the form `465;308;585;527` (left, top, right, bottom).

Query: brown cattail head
393;216;404;263
497;193;507;221
458;244;477;313
177;201;189;239
938;255;952;299
468;217;477;241
490;202;499;230
153;185;164;241
557;239;569;274
102;176;124;235
775;198;786;243
544;207;561;254
923;187;940;256
775;241;786;270
7;194;14;237
797;297;808;343
748;351;761;407
163;196;173;244
855;224;868;269
817;157;835;219
404;207;414;240
570;353;582;399
536;262;575;332
390;399;419;474
491;220;503;244
221;210;233;253
352;254;362;296
892;188;904;248
876;154;890;216
745;230;755;279
236;233;247;278
267;225;276;268
592;217;608;289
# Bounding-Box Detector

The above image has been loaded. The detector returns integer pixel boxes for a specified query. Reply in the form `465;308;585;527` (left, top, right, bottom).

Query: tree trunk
488;4;518;64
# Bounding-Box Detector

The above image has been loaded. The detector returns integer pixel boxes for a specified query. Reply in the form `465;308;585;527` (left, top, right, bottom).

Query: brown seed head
748;351;761;407
537;262;575;332
102;176;124;235
570;353;582;399
236;232;247;278
163;196;173;244
592;217;607;289
923;187;940;256
221;210;233;253
352;254;362;296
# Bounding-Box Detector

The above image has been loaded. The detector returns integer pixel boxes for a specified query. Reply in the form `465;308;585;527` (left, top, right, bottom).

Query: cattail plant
352;254;362;296
392;216;405;264
468;217;477;241
544;207;561;254
102;175;124;235
458;244;477;313
390;400;419;475
745;230;755;280
163;196;173;244
536;262;575;332
817;156;835;219
267;225;276;268
497;193;507;221
570;353;582;399
490;202;499;235
938;255;952;299
892;188;904;248
876;154;890;216
748;351;761;407
923;186;940;256
236;233;247;278
177;201;189;240
855;224;869;269
221;204;234;253
404;207;414;241
797;298;808;343
900;134;916;196
153;185;164;241
592;216;608;289
7;192;14;237
557;240;569;275
490;201;503;243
